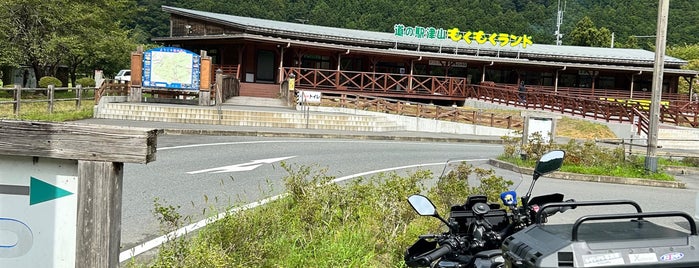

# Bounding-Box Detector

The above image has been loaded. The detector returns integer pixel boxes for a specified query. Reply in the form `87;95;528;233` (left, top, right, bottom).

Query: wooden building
154;6;698;105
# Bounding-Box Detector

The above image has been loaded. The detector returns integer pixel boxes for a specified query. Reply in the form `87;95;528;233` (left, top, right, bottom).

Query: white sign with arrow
186;156;297;174
0;155;78;267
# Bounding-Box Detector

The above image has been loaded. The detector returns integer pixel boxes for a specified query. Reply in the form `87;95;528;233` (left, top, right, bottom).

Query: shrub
75;77;96;87
38;76;63;88
681;157;699;167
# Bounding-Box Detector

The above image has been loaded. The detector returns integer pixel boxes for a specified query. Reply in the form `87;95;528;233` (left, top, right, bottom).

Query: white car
115;69;131;82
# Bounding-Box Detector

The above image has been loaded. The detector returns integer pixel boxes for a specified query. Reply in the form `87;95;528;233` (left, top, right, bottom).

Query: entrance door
256;50;275;83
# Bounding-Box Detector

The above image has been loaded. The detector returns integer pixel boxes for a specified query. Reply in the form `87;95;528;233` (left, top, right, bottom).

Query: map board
142;47;201;90
0;155;78;267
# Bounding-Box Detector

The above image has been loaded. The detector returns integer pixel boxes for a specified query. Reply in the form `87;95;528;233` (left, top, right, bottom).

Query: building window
301;55;331;70
598;76;615;89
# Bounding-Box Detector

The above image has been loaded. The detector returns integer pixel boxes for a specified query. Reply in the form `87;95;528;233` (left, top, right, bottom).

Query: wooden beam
0;120;159;164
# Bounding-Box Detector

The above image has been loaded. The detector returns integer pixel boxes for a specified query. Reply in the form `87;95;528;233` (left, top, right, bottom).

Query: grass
556;116;617;139
500;134;680;181
0;89;95;121
124;162;512;267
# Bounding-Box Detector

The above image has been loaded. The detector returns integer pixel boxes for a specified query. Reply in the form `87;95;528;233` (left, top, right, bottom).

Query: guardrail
0;85;96;116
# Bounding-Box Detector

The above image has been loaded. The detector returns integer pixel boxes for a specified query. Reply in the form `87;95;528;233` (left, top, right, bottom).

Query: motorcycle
403;150;572;268
405;150;699;268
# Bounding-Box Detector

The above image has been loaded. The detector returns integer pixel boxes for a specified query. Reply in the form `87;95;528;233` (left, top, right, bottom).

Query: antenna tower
555;0;566;45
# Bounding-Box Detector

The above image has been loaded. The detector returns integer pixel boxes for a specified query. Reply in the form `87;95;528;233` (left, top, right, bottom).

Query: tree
0;0;139;86
667;44;699;94
567;16;611;47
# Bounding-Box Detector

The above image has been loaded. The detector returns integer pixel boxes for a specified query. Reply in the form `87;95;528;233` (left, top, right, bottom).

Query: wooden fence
307;92;522;130
0;85;97;116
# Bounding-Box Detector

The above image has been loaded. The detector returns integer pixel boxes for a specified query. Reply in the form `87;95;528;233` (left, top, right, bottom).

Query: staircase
239;82;280;98
94;102;405;132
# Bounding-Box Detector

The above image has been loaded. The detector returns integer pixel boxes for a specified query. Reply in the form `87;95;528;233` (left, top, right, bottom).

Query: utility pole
646;0;669;172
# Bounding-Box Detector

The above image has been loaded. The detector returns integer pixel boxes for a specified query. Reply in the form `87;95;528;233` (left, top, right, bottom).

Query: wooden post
199;50;212;106
14;85;21;116
129;46;143;103
215;69;223;106
0;120;158;268
76;161;123;267
48;85;54;113
76;85;82;109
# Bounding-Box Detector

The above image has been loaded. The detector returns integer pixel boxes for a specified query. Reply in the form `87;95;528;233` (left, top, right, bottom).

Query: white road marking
186;156;297;174
119;158;486;263
159;140;501;151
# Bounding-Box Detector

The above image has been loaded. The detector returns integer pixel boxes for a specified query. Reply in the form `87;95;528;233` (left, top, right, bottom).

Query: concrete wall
305;106;516;137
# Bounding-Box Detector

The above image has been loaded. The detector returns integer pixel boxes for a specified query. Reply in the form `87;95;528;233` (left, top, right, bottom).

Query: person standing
518;81;527;103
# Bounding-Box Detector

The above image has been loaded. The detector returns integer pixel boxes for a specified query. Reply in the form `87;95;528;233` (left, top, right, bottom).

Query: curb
664;166;699;176
488;159;686;189
163;128;505;144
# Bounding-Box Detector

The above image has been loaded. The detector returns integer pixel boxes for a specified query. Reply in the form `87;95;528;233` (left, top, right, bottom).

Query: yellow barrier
601;98;669;110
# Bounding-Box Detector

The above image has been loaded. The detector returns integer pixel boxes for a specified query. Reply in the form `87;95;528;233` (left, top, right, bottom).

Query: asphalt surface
76;102;699;157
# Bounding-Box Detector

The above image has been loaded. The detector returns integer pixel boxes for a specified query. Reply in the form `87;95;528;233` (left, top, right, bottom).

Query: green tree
0;0;140;86
567;16;611;47
667;44;699;94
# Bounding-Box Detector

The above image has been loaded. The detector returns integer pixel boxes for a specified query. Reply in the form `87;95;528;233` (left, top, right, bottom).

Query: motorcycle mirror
523;150;566;208
533;150;565;181
408;194;438;216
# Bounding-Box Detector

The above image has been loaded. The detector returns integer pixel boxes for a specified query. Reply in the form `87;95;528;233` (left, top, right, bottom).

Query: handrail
281;67;699;131
572;211;697;241
306;92;522;130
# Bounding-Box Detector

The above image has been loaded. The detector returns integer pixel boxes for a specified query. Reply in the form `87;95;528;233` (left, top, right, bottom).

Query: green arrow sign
0;177;74;205
30;176;73;205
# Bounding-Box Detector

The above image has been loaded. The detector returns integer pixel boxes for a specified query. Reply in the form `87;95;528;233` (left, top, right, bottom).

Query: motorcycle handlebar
535;199;643;224
415;244;453;266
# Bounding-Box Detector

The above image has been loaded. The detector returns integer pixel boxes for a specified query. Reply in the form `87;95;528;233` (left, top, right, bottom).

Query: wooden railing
306;92;522;130
1;85;96;116
284;67;699;133
284;67;471;99
213;64;240;81
218;73;239;101
95;79;130;103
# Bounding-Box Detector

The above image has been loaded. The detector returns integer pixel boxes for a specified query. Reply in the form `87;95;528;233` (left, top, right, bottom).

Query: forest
130;0;699;47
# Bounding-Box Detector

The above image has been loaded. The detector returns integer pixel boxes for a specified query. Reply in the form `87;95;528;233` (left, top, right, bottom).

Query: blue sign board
142;47;201;90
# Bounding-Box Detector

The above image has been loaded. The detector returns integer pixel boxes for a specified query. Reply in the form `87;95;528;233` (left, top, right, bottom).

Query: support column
630;74;636;99
278;45;286;84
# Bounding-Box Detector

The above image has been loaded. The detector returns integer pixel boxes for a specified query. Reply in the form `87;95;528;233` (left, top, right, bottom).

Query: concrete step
95;103;405;132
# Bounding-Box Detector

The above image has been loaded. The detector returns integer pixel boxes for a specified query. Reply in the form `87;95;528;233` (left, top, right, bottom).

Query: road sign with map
142;47;201;90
